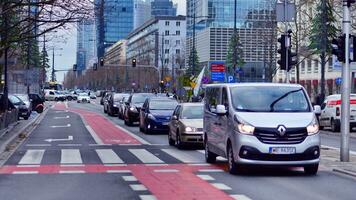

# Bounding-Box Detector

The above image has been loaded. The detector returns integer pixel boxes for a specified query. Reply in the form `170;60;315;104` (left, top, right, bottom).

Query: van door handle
214;122;221;126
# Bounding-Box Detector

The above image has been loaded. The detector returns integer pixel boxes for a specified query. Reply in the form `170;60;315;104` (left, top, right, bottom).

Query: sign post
210;61;225;82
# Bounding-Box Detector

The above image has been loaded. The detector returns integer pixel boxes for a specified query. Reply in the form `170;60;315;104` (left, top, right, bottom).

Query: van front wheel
227;143;239;174
204;136;216;163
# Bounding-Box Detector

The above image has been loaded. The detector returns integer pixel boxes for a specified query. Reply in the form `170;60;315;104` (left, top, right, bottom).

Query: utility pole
233;0;237;80
27;0;31;94
161;34;165;90
192;12;196;76
52;47;55;82
340;0;354;162
284;0;289;83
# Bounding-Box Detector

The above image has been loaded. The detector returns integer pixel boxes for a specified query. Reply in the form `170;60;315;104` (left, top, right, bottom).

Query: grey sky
51;0;186;84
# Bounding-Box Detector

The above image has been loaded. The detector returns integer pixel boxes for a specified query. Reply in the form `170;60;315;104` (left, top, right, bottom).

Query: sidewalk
320;130;356;139
321;146;356;177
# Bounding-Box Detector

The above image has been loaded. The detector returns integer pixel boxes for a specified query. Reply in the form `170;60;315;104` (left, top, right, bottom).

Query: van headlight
237;123;255;135
307;119;319;135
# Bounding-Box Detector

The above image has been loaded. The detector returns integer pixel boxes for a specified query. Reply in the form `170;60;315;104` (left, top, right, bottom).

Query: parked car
107;93;129;116
100;91;109;105
319;94;356;132
44;90;66;101
64;91;77;101
13;94;32;116
168;103;204;148
139;97;178;134
123;93;155;126
90;93;97;99
29;93;45;113
77;93;90;103
118;96;130;119
204;83;321;175
103;92;112;113
9;95;31;120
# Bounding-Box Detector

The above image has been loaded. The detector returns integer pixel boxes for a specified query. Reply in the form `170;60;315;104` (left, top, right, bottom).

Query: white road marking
130;184;148;191
139;195;157;200
115;125;150;145
106;170;131;173
196;174;215;181
104;164;127;167
198;169;224;173
162;149;203;163
57;144;82;147
50;124;71;128
54;116;70;119
19;150;45;165
59;170;85;174
129;149;164;164
25;144;51;147
230;194;253;200
60;149;83;164
85;125;104;145
17;165;40;168
122;176;138;181
145;164;169;167
96;149;124;164
153;169;179;173
12;171;39;174
211;183;232;190
45;135;73;143
60;164;85;167
64;102;68;109
321;145;356;155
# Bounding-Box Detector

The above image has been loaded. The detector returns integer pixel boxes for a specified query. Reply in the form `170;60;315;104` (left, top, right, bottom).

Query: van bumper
232;133;320;166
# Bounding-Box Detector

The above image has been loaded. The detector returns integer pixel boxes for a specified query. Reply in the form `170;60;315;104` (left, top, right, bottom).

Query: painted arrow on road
50;124;71;128
44;136;74;143
54;116;70;119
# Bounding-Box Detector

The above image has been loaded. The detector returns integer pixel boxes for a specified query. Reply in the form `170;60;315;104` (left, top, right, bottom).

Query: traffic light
73;64;77;71
332;35;346;63
288;50;298;71
132;58;137;68
99;57;104;67
277;34;287;70
93;63;98;71
347;0;356;6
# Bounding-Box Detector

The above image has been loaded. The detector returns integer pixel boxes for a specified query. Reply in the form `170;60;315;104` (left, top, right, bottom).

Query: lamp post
51;47;63;82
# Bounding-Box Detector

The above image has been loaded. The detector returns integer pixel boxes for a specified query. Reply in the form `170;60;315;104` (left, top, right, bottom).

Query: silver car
204;83;321;175
168;103;204;148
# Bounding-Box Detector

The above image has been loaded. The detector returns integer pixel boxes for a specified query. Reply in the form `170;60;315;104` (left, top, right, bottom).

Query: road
0;100;356;200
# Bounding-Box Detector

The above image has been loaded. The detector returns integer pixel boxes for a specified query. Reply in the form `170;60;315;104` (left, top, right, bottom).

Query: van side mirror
313;105;321;115
172;115;178;120
216;105;227;115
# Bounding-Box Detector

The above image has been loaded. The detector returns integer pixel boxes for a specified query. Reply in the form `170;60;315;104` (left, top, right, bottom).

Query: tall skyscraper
151;0;177;17
95;0;134;60
134;0;152;29
186;0;277;82
76;19;96;75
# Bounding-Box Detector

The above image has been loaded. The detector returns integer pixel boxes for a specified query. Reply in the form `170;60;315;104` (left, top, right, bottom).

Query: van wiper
269;88;303;112
237;108;258;112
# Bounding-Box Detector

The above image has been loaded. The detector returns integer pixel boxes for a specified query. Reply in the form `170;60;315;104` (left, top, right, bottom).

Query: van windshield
230;86;310;112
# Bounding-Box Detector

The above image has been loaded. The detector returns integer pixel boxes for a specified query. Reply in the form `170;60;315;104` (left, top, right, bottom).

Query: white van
204;83;321;175
319;94;356;132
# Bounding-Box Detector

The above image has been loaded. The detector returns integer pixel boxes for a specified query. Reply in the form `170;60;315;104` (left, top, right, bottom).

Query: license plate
269;147;296;154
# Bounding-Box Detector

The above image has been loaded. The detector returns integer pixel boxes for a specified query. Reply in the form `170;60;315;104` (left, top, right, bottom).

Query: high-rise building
76;19;96;75
95;0;134;60
134;0;152;29
151;0;177;17
186;0;277;82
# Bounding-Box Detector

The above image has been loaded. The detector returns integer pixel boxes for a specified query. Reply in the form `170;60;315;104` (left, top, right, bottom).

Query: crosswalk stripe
129;149;164;164
162;149;203;163
95;149;124;164
19;150;45;165
60;149;82;164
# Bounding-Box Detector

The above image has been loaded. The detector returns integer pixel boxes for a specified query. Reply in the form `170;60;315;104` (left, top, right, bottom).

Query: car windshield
181;105;204;119
9;95;22;105
15;94;29;102
114;94;129;102
132;94;153;103
230;86;310;112
150;100;178;110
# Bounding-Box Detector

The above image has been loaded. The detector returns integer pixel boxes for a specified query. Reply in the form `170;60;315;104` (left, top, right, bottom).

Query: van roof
204;83;303;88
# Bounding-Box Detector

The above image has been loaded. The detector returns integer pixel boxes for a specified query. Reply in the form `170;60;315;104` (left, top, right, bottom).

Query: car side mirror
216;104;227;116
172;115;178;120
313;105;321;115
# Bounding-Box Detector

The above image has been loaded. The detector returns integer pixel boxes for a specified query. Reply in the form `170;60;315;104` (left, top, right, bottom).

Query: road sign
227;76;235;83
210;61;225;82
335;77;342;85
276;2;296;22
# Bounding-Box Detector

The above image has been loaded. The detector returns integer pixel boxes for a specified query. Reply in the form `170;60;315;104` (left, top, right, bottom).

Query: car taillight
336;107;340;116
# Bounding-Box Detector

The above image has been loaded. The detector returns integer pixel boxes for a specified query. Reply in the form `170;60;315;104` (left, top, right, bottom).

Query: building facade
76;19;96;75
186;0;277;81
126;16;186;80
134;0;152;29
95;0;134;60
104;40;127;65
151;0;177;17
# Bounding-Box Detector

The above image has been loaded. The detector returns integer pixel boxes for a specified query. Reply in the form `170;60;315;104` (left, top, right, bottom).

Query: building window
176;30;180;35
176;49;180;54
328;58;333;71
314;60;319;73
122;7;126;12
165;49;169;54
176;40;180;45
165;40;169;45
176;21;181;26
164;59;169;64
307;59;312;72
165;30;169;35
165;21;170;26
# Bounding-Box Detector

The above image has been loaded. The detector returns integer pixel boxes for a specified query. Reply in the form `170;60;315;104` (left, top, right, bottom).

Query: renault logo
277;125;287;137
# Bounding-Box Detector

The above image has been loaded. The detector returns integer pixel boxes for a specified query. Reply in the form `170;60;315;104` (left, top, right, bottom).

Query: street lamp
51;47;63;82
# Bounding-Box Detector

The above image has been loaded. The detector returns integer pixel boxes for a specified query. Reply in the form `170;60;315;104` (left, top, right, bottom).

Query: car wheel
331;119;340;132
175;131;183;149
204;134;216;163
168;129;175;146
67;96;72;101
304;164;318;175
144;123;150;134
227;142;241;175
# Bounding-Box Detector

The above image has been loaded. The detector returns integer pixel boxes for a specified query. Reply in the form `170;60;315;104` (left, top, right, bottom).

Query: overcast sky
51;0;186;83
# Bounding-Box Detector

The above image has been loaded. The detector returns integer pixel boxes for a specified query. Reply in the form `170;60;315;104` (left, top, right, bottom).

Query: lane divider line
115;125;150;145
211;183;232;190
122;175;138;182
230;194;253;200
139;195;157;200
85;125;104;145
130;184;148;191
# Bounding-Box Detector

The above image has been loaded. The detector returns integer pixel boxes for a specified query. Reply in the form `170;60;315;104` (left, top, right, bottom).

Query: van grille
254;127;307;144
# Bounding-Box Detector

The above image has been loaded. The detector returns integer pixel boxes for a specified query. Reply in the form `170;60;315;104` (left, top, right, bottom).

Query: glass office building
76;19;96;75
95;0;134;60
151;0;177;17
186;0;277;82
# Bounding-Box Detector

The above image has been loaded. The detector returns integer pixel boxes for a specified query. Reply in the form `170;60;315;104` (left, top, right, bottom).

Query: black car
139;97;178;134
29;93;45;113
123;93;155;126
107;93;130;116
9;95;30;120
100;91;109;105
103;92;112;113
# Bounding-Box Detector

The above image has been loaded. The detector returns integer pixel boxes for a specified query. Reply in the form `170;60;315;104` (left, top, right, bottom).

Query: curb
0;121;20;138
320;131;356;139
332;168;356;178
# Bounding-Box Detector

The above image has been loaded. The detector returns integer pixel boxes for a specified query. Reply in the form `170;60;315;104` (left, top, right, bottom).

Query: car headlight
148;114;156;120
129;107;135;111
113;104;118;107
307;118;319;135
237;123;255;135
185;127;197;132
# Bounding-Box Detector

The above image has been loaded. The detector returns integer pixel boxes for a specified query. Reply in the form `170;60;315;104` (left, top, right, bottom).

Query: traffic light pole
284;0;289;83
340;0;352;162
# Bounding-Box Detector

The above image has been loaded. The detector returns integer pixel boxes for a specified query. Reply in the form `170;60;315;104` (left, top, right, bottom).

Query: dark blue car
139;97;178;134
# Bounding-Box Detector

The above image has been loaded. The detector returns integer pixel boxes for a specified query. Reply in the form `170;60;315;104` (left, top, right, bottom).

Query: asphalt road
0;100;356;200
